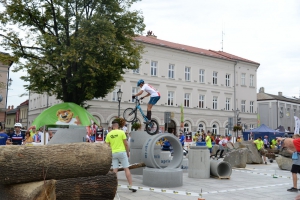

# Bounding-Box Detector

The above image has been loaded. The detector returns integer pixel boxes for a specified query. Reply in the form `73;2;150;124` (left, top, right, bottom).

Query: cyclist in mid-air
132;79;161;124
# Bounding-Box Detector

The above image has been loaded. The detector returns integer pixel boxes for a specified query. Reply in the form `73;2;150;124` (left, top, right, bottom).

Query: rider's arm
142;93;150;98
133;90;144;97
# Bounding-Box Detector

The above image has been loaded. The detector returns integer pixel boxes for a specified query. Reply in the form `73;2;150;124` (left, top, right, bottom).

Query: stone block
279;148;292;158
276;155;293;171
223;148;248;168
242;143;263;164
212;145;219;155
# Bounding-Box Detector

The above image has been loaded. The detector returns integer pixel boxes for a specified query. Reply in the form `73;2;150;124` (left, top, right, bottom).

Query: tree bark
0;180;56;200
0;143;112;185
56;172;117;200
0;172;118;200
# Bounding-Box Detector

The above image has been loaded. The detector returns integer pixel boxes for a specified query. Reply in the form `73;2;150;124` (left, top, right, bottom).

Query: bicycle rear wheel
145;120;159;135
123;108;136;122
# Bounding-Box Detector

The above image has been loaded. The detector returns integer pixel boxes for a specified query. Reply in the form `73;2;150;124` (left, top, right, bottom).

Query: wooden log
0;143;112;185
56;172;117;200
110;162;146;172
0;180;56;200
0;172;118;200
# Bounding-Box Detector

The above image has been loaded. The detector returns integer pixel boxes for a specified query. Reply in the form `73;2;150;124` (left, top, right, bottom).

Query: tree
0;0;145;105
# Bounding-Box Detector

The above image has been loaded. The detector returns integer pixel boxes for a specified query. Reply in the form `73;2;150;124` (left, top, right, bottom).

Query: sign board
185;132;192;142
95;129;104;142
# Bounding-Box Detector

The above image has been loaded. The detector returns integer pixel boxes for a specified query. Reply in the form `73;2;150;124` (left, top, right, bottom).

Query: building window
213;71;218;85
184;93;190;107
250;124;254;130
184;122;190;132
241;73;246;85
225;124;229;135
132;87;139;102
225;74;230;87
250;74;254;86
168;91;174;106
185;67;190;81
199;69;205;83
225;98;230;111
168;64;175;79
213;96;218;110
112;86;120;101
241;100;246;112
294;109;296;116
250;101;254;113
212;124;218;134
133;68;140;74
287;108;290;117
151;61;157;76
198;123;205;132
199;95;204;108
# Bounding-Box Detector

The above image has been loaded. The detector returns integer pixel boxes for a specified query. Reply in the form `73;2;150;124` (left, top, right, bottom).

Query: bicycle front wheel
123;108;136;122
146;120;159;135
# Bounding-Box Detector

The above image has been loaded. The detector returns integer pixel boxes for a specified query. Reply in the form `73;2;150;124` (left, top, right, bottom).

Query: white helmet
14;123;22;128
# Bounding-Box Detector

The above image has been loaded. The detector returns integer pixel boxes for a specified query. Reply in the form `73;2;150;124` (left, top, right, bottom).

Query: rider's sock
147;110;151;121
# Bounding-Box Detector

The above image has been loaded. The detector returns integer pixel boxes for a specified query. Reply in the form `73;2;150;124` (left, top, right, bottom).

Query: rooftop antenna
221;30;225;52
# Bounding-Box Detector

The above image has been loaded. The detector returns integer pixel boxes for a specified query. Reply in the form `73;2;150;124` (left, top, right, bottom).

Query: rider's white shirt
141;84;160;97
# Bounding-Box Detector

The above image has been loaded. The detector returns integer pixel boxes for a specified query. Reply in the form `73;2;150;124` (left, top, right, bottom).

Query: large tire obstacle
0;143;118;199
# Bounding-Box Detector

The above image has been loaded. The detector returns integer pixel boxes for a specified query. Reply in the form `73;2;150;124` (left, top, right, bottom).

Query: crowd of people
0;123;53;146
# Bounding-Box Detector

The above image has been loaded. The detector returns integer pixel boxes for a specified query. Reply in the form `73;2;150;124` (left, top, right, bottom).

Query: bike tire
123;108;136;123
146;120;159;135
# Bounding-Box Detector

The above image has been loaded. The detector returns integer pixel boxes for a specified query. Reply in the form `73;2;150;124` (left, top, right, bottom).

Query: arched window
225;124;228;136
198;123;205;133
184;122;190;132
212;124;218;135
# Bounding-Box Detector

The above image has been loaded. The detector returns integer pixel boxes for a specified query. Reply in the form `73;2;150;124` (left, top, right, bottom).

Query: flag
294;116;300;134
180;104;184;129
257;114;260;127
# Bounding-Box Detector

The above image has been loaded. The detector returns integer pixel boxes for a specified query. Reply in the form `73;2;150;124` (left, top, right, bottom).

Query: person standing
287;134;300;192
0;127;10;145
11;123;25;145
253;137;267;164
105;121;137;192
206;131;212;157
179;132;185;147
263;135;270;149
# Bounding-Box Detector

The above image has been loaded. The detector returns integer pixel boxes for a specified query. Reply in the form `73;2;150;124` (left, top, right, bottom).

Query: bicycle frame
134;98;149;123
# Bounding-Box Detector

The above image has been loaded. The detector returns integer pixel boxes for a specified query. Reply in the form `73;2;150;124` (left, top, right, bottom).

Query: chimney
146;30;157;39
8;106;10;110
278;92;282;96
11;105;14;109
259;87;265;93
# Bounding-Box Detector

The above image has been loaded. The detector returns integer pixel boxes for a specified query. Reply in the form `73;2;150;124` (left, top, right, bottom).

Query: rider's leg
147;104;153;121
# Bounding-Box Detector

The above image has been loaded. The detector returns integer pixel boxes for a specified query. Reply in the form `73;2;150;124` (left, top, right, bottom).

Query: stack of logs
0;143;117;200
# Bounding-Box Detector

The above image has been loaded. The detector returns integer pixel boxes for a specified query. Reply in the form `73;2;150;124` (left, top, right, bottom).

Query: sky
6;0;300;107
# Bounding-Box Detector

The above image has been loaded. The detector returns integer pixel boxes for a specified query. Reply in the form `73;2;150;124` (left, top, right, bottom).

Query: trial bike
123;97;159;135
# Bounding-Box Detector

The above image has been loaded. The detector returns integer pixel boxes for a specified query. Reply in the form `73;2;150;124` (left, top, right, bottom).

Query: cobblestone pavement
114;160;299;200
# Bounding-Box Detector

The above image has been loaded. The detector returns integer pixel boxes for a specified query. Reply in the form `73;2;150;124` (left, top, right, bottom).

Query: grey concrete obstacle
210;160;232;178
142;167;183;187
129;131;152;149
47;128;86;145
142;133;183;169
188;146;210;179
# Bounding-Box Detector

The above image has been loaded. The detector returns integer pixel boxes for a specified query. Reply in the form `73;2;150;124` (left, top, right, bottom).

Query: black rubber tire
146;120;159;135
123;108;136;122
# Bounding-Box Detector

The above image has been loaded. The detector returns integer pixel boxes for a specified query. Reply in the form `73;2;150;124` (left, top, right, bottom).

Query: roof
6;108;18;115
19;100;29;106
134;35;260;65
257;92;300;104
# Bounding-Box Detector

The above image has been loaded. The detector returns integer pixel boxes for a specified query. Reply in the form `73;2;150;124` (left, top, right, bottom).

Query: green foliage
0;0;145;105
233;125;242;132
131;122;141;130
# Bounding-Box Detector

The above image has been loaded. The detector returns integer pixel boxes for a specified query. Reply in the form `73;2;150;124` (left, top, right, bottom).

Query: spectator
263;135;270;149
23;131;33;144
193;133;199;142
271;138;278;149
28;126;37;138
33;131;41;143
11;123;25;145
105;120;137;192
161;138;171;151
179;132;185;147
0;127;10;145
215;135;220;145
253;137;267;164
287;134;300;192
38;127;43;137
91;122;98;135
236;136;242;142
206;131;212;157
48;131;54;141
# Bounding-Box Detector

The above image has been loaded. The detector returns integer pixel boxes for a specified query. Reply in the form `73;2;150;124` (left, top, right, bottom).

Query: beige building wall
28;37;259;135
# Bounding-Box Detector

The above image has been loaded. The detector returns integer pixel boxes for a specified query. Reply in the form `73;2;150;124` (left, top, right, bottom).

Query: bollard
188;146;210;179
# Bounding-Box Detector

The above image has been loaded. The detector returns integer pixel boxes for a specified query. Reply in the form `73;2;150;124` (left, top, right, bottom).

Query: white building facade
28;35;260;135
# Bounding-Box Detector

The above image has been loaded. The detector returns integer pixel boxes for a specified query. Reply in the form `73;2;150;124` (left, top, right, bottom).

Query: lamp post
117;89;123;117
236;109;240;141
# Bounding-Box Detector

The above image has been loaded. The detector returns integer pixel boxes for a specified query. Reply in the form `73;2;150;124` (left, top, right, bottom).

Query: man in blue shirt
179;132;185;147
0;127;9;145
11;123;25;145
